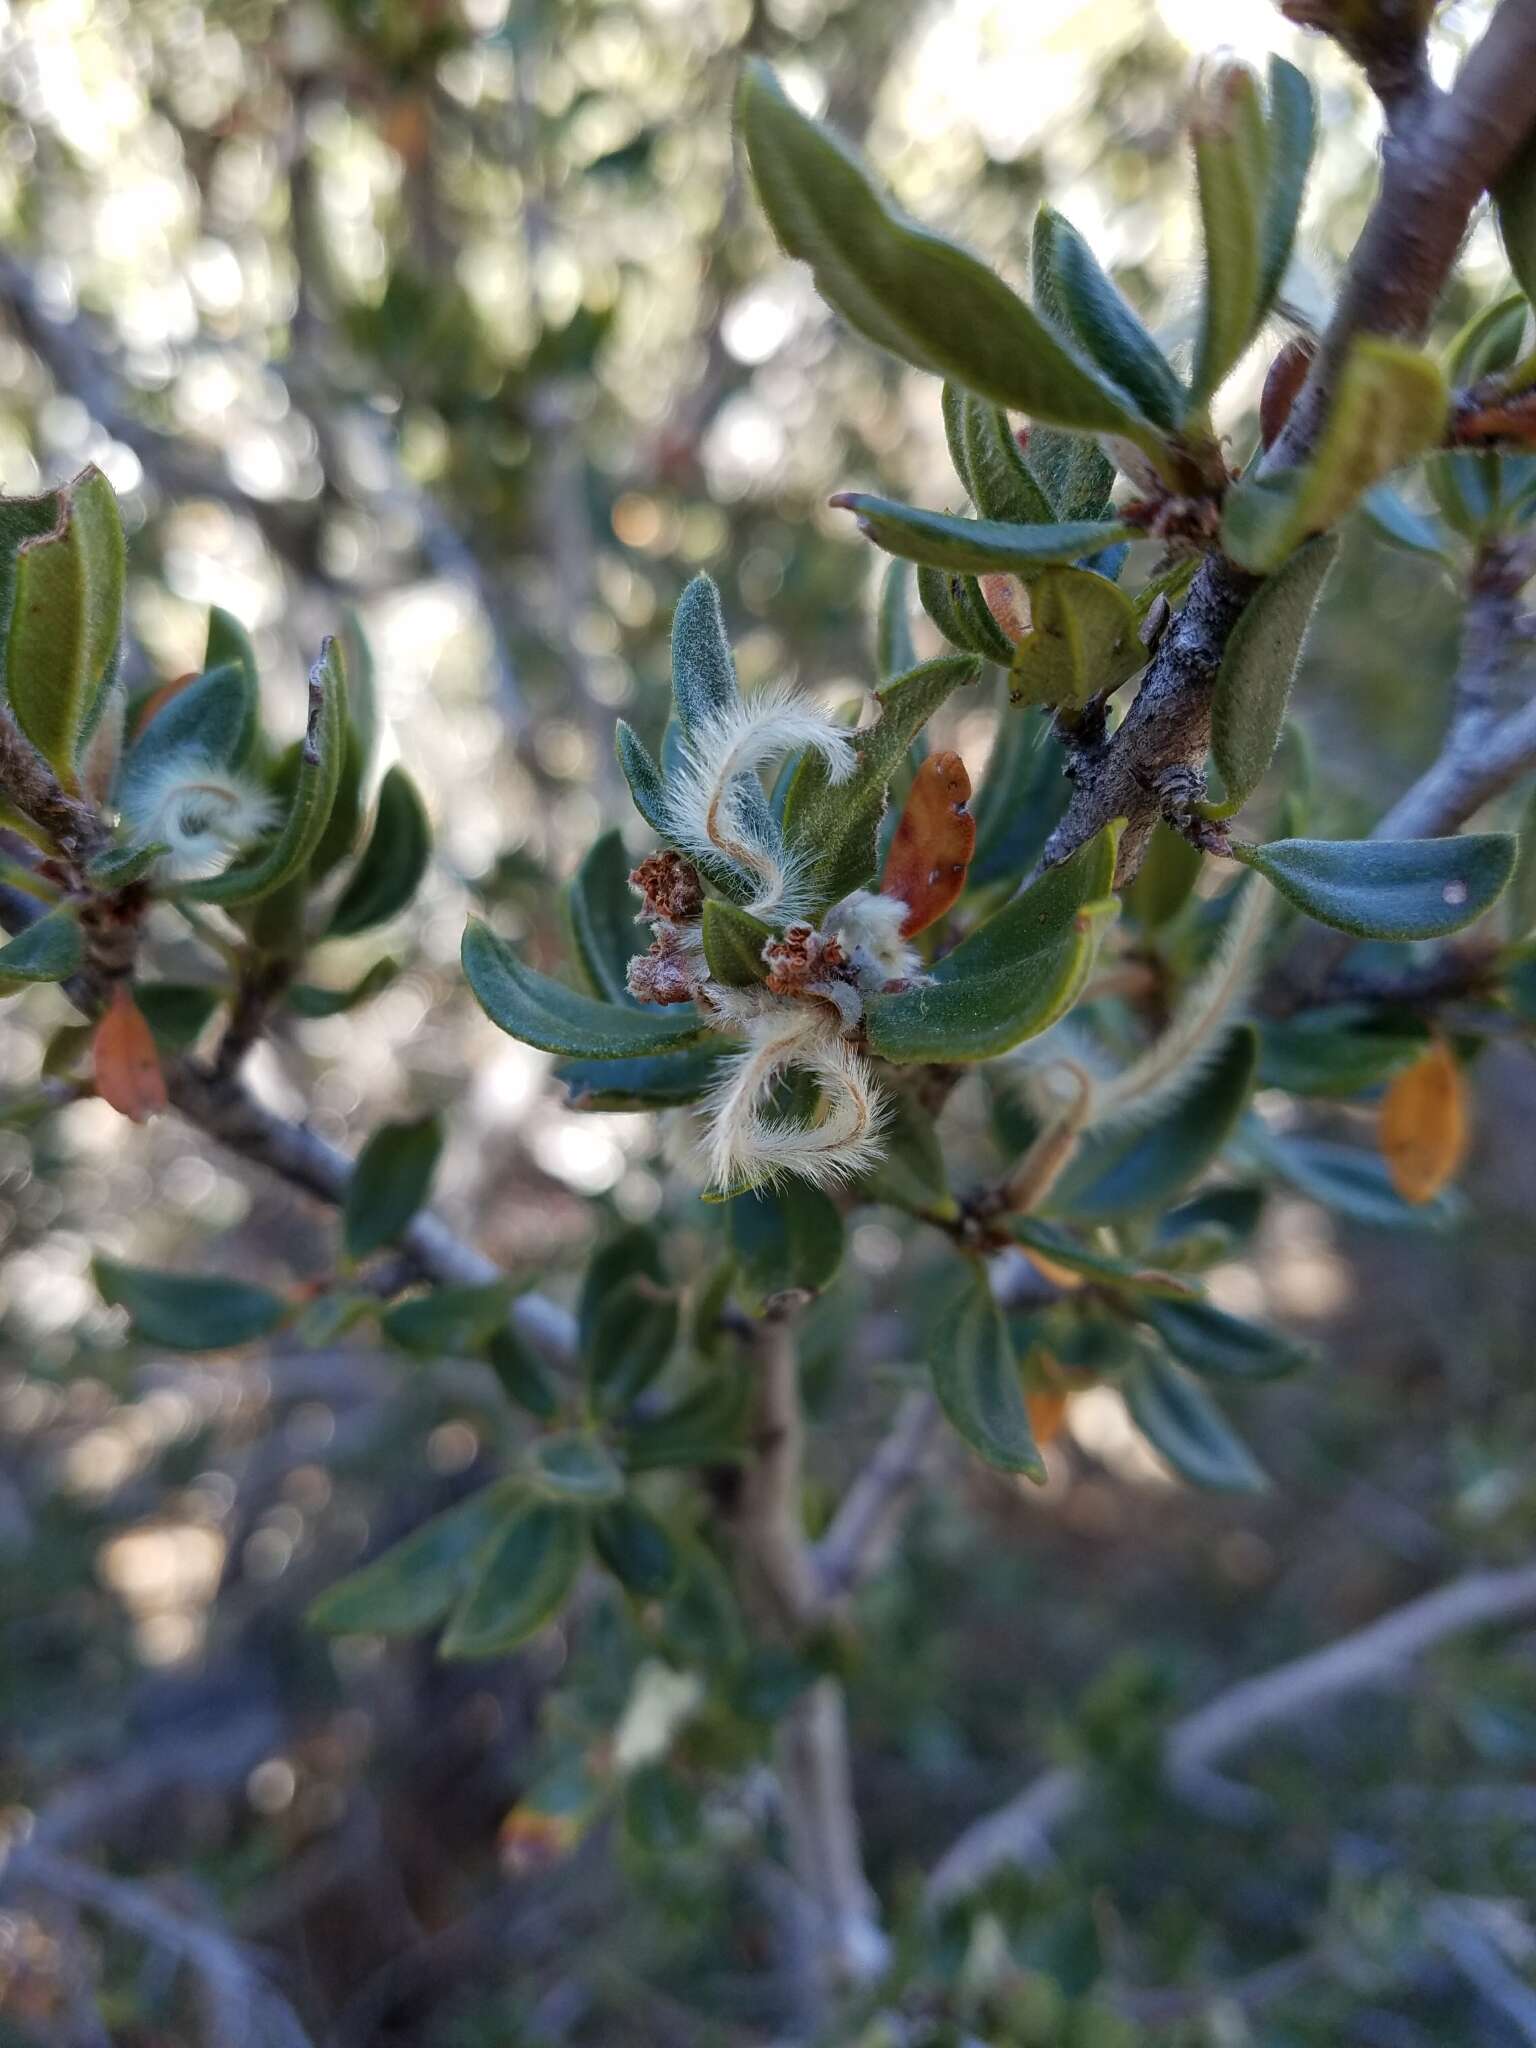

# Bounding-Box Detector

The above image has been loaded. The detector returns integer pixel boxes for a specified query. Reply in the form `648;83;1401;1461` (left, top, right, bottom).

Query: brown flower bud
629;850;704;923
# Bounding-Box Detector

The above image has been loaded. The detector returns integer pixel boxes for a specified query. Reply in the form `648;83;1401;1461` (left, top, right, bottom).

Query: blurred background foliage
3;0;1536;2042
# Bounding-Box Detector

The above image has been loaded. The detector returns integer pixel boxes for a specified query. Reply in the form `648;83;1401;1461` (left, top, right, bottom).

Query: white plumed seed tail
701;1007;888;1194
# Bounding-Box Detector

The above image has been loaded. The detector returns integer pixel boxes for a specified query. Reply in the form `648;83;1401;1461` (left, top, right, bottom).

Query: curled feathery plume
118;749;279;881
701;1005;888;1194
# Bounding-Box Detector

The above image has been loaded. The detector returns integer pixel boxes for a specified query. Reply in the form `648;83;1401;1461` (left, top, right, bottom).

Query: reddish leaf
880;749;977;938
93;984;168;1123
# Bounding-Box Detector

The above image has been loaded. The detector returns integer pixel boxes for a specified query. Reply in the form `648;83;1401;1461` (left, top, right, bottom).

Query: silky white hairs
700;1005;888;1194
118;749;278;880
663;683;856;922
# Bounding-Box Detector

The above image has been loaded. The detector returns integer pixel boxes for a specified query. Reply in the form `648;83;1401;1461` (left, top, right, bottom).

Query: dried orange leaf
93;984;168;1123
1379;1038;1467;1204
1026;1386;1069;1447
880;749;977;937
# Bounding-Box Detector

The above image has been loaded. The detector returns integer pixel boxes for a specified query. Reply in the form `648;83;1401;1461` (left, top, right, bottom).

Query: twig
926;1555;1536;1904
1424;1895;1536;2040
0;1843;314;2048
814;1391;942;1603
1043;0;1536;883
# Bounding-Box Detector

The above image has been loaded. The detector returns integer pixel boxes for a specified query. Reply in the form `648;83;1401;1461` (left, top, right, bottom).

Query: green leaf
701;898;773;987
344;1115;443;1260
1233;833;1516;939
0;907;82;985
670;572;740;738
1258;1010;1426;1096
579;1224;665;1350
381;1282;512;1356
729;1184;845;1311
866;823;1119;1063
1008;1218;1199;1299
858;1087;954;1217
3;466;124;785
122;657;256;791
783;654;979;914
620;1370;752;1472
926;1259;1044;1479
1255;58;1316;312
875;559;917;681
917;562;1006;662
1496;123;1536;305
1141;1297;1311;1380
615;719;671;840
461;918;709;1058
1034;207;1185;430
1049;1025;1257;1219
1190;68;1265;406
831;495;1132;577
324;765;431;937
1124;822;1202;931
1123;1350;1266;1491
202;607;261;761
1006;566;1141;710
556;1047;725;1111
442;1499;585;1657
592;1500;677;1599
94;1255;286;1350
969;709;1070;886
135;981;221;1047
287;957;400;1018
950;386;1057;525
737;62;1154;436
568;828;640;1005
308;1479;523;1636
1254;1131;1463;1231
587;1275;679;1414
528;1430;626;1505
84;840;166;889
1223;340;1448;572
486;1324;560;1419
1363;485;1447;558
1209;534;1336;816
1153;1185;1265;1267
180;640;348;907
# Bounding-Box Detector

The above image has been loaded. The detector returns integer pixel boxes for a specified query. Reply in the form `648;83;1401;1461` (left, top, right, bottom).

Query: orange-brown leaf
880;749;977;938
93;985;168;1123
1379;1038;1467;1204
1026;1386;1069;1447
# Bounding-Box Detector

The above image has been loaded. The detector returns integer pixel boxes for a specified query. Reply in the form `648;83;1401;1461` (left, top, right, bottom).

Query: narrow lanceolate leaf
202;607;261;756
1209;533;1337;815
701;899;774;987
737;63;1154;436
1142;1297;1311;1380
1232;834;1516;940
557;1047;725;1111
325;765;431;938
344;1115;444;1261
1255;1131;1463;1232
615;720;670;841
123;655;257;793
94;1255;286;1350
926;1259;1044;1479
442;1499;585;1658
917;563;1011;663
592;1500;678;1599
180;640;347;906
831;495;1132;577
287;958;400;1018
135;981;221;1048
1190;67;1266;406
1034;207;1185;430
3;466;124;785
380;1283;512;1356
462;919;709;1058
1124;1351;1266;1492
729;1183;845;1311
587;1275;679;1414
953;389;1057;525
1256;58;1316;312
876;560;917;682
92;985;167;1123
1495;123;1536;306
1048;1026;1257;1220
1124;823;1202;931
866;823;1119;1064
1223;340;1448;572
1007;567;1140;710
0;906;82;985
670;573;740;737
1379;1040;1468;1205
568;828;642;1005
308;1480;523;1636
783;655;979;915
881;750;976;937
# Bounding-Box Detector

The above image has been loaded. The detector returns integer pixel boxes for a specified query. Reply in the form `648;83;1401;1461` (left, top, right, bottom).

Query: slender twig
815;1390;942;1603
926;1554;1536;1904
1043;0;1536;883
